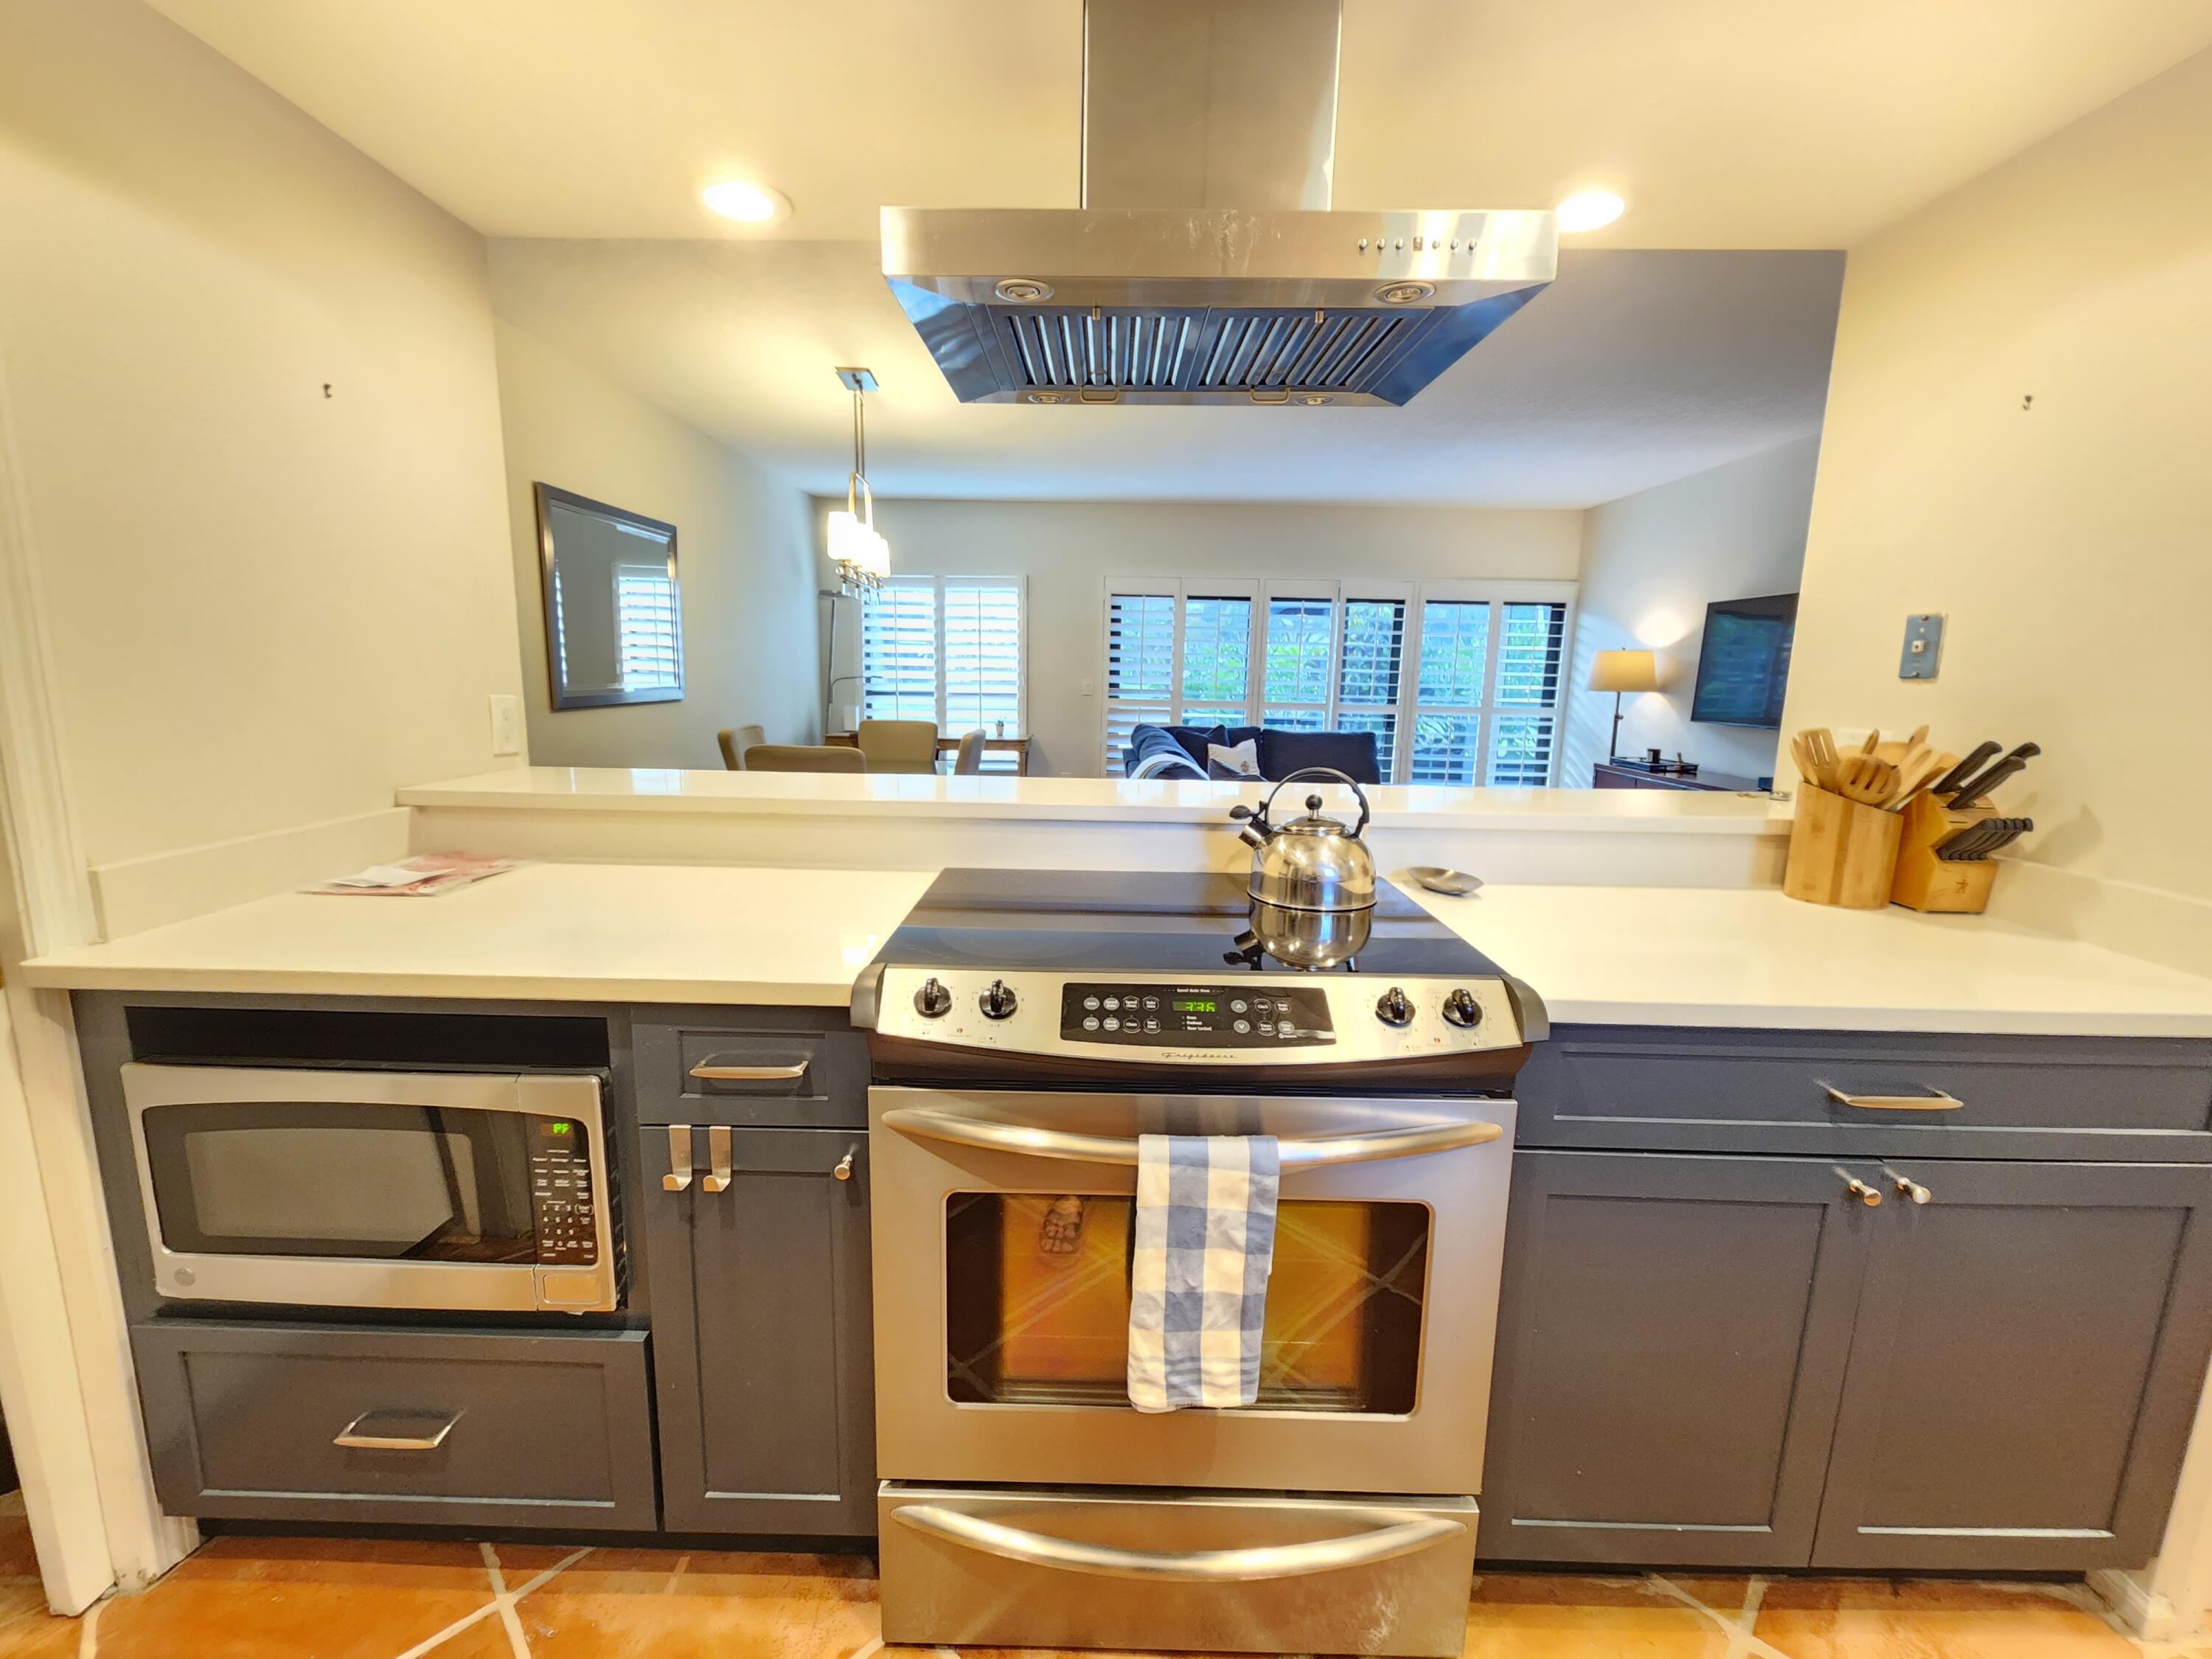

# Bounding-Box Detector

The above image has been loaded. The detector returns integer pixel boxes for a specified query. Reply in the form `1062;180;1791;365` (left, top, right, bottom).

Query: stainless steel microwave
121;1063;619;1315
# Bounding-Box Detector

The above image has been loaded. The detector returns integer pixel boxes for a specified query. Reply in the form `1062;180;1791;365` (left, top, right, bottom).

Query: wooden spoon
1839;755;1899;806
1801;728;1841;792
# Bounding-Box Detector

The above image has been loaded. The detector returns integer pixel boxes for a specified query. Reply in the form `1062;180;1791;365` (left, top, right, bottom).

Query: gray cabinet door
1478;1150;1878;1567
1812;1158;2212;1571
643;1124;876;1534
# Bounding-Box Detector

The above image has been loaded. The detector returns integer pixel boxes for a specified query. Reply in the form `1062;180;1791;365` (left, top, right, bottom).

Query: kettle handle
1259;768;1371;838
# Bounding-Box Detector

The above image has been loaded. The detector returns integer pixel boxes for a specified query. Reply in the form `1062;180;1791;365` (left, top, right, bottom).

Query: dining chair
858;719;939;775
953;728;988;775
742;745;868;773
717;723;767;770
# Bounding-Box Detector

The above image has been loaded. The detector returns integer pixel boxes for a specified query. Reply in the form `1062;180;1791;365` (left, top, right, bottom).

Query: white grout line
388;1545;594;1659
847;1639;884;1659
1646;1573;1798;1659
74;1596;100;1659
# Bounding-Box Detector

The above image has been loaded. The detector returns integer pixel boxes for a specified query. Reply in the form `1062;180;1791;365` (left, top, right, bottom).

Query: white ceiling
488;241;1845;506
147;0;2212;504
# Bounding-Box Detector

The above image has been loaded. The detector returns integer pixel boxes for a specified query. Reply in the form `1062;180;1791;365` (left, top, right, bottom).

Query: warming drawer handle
1820;1083;1964;1112
879;1107;1500;1169
892;1503;1464;1583
690;1061;810;1082
333;1409;462;1452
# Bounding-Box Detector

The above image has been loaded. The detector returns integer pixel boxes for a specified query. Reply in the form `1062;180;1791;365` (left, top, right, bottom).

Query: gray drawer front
634;1010;866;1127
1515;1027;2212;1161
133;1322;656;1529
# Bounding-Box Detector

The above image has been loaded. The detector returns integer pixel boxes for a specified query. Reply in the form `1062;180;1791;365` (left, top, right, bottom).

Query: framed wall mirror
533;482;684;709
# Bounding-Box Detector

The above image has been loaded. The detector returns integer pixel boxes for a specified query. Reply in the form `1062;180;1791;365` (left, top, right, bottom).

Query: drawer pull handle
702;1124;733;1194
664;1124;693;1192
832;1147;856;1182
1821;1083;1963;1112
892;1503;1464;1582
334;1409;461;1452
690;1061;810;1082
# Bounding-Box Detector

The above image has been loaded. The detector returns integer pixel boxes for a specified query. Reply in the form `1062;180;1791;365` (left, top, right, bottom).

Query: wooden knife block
1783;784;1903;908
1891;792;2000;914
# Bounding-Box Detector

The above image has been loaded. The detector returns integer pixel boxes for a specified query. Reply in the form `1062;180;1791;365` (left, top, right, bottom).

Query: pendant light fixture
826;366;890;593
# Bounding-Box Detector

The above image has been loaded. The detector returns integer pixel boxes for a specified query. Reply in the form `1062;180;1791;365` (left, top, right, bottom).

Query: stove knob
979;978;1020;1021
913;977;952;1018
1374;986;1413;1027
1441;988;1484;1029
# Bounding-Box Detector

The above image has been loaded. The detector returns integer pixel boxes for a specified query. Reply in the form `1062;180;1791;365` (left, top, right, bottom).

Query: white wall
1562;437;1821;787
827;498;1584;775
1780;45;2212;948
0;0;524;872
492;321;821;770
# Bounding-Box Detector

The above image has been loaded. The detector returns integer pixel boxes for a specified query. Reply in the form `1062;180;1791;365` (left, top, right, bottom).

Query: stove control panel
866;967;1526;1063
1060;984;1336;1048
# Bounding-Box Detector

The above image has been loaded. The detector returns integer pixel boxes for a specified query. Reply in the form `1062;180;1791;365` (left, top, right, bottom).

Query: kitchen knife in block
1784;784;1904;909
1947;742;2040;807
1927;741;2000;801
1891;793;2000;913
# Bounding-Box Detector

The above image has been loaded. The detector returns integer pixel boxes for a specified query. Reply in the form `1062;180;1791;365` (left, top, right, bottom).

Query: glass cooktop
874;869;1502;979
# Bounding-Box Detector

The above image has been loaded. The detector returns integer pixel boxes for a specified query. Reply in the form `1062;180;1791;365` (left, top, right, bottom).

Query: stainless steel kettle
1228;768;1377;914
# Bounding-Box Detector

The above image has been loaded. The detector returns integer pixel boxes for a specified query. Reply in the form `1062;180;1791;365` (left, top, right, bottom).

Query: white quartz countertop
20;864;933;1006
1405;880;2212;1038
399;766;1790;837
21;861;2212;1037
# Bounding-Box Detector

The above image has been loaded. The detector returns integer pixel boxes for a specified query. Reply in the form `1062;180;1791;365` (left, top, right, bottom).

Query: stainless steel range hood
883;0;1556;407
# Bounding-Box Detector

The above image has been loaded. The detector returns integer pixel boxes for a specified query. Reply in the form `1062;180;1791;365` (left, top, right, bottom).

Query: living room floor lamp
1589;650;1660;760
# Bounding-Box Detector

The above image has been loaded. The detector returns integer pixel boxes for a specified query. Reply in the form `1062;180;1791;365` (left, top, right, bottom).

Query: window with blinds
614;563;682;691
861;577;1025;770
1102;579;1573;782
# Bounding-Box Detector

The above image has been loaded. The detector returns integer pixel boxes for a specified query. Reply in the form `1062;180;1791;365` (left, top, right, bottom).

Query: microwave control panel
529;1116;598;1265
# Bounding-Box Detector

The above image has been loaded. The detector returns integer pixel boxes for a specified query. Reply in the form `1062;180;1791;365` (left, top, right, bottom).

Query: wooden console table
824;732;1033;774
1593;759;1767;793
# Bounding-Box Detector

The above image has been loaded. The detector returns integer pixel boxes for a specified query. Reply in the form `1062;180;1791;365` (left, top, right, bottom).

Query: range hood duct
883;0;1556;407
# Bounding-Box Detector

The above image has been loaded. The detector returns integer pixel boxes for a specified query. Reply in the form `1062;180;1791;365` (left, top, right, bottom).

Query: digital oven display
1172;998;1217;1012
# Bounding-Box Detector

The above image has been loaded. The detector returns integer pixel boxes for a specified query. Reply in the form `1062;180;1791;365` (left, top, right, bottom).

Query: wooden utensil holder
1891;791;2000;914
1784;784;1903;908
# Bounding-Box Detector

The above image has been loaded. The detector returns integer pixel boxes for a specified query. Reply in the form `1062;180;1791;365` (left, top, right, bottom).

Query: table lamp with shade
1588;650;1660;760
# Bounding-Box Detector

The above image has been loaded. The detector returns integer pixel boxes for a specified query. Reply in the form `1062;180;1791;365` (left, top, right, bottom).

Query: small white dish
1407;866;1483;897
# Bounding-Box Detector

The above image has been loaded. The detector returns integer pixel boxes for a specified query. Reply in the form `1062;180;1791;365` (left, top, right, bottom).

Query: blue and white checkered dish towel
1127;1134;1281;1413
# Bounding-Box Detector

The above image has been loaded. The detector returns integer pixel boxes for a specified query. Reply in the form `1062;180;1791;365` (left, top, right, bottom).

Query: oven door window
141;1102;535;1262
944;1194;1429;1413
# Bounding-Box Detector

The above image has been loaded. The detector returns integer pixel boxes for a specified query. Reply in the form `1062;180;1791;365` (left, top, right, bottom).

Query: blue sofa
1122;723;1380;784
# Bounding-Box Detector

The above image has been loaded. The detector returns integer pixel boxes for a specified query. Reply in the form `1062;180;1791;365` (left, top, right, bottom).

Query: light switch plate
489;693;523;756
1899;613;1945;680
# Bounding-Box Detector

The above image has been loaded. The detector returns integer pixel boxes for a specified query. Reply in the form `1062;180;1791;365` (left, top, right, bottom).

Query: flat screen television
1689;592;1798;729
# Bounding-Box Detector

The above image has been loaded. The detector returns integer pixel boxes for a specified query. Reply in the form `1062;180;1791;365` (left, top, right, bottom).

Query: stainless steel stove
852;871;1545;1658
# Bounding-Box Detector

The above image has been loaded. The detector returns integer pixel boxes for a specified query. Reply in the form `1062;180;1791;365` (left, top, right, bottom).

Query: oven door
869;1085;1514;1496
122;1064;615;1313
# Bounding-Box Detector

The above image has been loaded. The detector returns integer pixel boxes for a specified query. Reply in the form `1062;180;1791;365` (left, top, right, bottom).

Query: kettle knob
1306;795;1324;812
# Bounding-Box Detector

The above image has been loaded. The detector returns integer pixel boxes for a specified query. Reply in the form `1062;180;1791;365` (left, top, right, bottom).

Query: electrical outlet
489;693;522;756
1899;614;1945;680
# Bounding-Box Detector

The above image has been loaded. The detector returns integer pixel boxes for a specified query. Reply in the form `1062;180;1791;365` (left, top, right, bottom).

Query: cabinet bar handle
702;1124;733;1194
1885;1166;1933;1205
832;1147;856;1181
334;1409;461;1452
1821;1083;1964;1112
690;1061;810;1082
1834;1169;1884;1206
663;1124;693;1191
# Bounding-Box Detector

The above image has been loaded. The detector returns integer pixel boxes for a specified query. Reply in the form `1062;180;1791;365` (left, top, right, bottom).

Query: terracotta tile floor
0;1519;2209;1659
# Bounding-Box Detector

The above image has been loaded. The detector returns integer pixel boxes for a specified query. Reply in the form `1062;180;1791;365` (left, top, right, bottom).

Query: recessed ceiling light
1555;190;1625;233
701;179;789;223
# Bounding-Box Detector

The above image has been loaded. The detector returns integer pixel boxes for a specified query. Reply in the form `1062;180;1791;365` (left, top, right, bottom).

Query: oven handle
878;1107;1501;1168
892;1503;1464;1582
